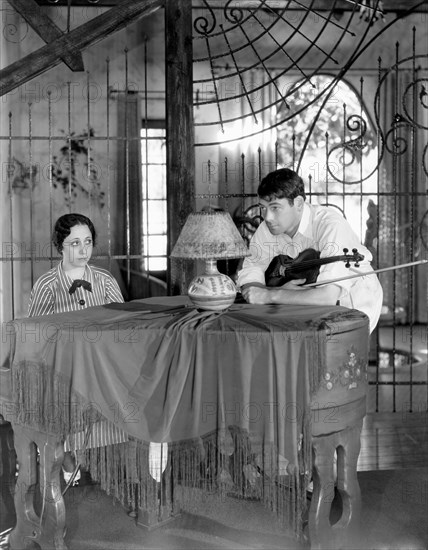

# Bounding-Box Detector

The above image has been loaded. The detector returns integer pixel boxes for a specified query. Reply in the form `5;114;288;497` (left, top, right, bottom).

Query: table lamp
170;210;250;310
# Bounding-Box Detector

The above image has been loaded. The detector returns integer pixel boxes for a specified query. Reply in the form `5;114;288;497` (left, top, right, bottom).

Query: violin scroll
352;248;361;267
343;247;363;268
343;248;351;268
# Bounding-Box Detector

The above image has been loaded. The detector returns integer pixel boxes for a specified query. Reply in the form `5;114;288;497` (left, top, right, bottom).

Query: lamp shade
170;211;250;260
170;210;250;311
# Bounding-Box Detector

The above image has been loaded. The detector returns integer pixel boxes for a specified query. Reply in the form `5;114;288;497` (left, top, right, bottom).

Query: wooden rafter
7;0;84;71
33;0;428;12
0;0;164;97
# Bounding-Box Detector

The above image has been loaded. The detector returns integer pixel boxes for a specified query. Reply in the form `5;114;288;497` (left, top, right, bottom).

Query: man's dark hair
257;168;306;204
52;213;97;253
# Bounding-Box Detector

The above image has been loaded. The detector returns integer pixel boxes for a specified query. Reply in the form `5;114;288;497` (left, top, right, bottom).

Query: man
238;168;383;333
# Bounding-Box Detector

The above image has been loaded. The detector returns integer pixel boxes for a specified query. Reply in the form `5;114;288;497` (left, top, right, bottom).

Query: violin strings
284;255;354;271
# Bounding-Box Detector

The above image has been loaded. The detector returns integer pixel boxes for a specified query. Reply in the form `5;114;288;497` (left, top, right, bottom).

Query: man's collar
295;202;312;238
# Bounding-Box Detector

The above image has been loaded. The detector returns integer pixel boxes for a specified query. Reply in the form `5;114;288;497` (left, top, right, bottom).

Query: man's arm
237;222;277;288
241;280;341;306
240;281;265;291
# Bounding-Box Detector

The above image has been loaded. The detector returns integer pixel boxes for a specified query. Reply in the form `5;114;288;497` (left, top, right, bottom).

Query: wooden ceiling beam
33;0;428;12
7;0;84;71
0;0;163;97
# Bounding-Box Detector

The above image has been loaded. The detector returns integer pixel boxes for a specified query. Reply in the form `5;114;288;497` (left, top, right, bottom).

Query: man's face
259;196;302;237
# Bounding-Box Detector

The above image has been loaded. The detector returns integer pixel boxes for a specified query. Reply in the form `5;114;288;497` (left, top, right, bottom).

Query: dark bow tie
69;279;92;295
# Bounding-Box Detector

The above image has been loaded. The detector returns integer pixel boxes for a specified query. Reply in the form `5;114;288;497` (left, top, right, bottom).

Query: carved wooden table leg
0;418;17;536
308;421;362;550
334;422;362;536
9;424;67;550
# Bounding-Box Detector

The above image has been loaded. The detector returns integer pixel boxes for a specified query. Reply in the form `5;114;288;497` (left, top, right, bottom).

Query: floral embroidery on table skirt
322;346;367;391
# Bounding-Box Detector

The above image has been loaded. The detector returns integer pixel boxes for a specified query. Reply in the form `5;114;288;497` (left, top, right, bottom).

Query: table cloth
6;296;369;537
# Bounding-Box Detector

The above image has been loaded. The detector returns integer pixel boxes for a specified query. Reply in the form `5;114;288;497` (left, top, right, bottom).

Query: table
0;296;370;549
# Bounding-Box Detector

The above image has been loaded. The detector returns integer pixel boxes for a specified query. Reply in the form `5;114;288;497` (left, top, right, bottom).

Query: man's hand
280;278;306;289
240;285;270;304
240;279;308;304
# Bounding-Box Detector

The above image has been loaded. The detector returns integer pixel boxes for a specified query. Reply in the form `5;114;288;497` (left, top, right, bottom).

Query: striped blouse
28;262;124;317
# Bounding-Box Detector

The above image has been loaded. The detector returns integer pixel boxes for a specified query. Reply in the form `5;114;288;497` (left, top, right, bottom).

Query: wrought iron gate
1;1;427;413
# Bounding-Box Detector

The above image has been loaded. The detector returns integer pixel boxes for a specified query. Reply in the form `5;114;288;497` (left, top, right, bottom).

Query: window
277;74;378;242
141;122;167;272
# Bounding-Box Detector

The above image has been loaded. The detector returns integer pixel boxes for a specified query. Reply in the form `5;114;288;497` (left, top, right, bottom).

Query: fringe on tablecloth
10;330;326;541
80;426;311;539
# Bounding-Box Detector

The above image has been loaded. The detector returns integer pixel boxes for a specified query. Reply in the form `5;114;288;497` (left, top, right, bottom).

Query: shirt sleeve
237;223;278;288
104;273;125;304
28;278;55;317
314;209;374;293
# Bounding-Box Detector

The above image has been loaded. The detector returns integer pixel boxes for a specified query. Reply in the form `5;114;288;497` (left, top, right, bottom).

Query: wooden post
165;0;195;295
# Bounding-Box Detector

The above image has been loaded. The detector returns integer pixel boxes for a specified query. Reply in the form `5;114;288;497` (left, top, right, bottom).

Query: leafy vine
51;129;105;208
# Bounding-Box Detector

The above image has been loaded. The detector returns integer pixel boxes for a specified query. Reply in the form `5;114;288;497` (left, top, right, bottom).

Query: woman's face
61;224;93;272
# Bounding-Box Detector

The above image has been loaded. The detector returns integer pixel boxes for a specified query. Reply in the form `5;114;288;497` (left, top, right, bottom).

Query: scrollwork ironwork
420;210;428;252
193;0;217;36
420;83;428;109
233;204;263;246
374;55;427;166
347;114;367;137
423;142;428;178
384;121;410;156
325;113;377;185
224;0;245;25
402;79;428;129
1;8;28;43
192;0;383;148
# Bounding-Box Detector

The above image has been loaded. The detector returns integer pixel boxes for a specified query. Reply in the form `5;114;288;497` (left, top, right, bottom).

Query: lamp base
187;260;237;311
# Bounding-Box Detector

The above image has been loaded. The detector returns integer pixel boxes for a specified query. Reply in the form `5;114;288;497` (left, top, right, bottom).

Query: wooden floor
358;324;428;471
358;411;428;471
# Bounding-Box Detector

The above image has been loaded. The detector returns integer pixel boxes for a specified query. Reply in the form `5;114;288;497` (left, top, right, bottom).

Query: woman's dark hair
257;168;306;204
52;213;96;253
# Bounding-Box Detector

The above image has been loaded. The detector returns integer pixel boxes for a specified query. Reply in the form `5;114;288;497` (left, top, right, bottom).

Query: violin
265;247;364;287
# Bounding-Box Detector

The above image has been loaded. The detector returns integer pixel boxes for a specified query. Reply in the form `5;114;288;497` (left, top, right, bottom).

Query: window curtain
116;92;143;300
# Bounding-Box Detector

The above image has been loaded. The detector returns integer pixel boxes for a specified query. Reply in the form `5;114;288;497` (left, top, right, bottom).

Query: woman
28;213;124;485
28;213;124;316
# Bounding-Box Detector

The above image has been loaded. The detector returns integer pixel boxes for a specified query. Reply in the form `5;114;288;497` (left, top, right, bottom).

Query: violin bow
303;259;428;288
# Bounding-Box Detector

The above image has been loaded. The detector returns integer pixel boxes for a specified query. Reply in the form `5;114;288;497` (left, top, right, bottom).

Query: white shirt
237;202;383;332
